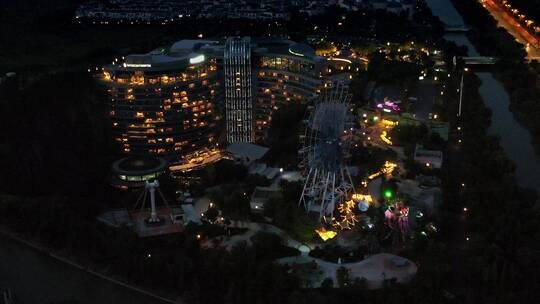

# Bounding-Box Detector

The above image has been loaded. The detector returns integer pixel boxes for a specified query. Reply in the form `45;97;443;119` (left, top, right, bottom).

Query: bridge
463;56;499;65
444;25;470;33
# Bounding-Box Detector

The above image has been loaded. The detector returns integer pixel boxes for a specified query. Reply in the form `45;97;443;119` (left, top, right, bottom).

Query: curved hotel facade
252;40;324;140
99;40;223;167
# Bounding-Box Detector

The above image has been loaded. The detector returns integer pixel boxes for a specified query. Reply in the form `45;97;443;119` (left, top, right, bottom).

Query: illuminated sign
327;57;352;63
377;100;401;112
123;63;152;68
189;54;205;64
380;131;393;145
288;48;305;57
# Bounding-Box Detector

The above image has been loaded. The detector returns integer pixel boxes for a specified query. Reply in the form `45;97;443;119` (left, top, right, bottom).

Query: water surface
0;234;169;304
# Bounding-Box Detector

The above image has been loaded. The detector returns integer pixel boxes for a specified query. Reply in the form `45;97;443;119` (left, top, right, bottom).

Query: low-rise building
414;144;443;169
250;186;282;212
226;142;269;166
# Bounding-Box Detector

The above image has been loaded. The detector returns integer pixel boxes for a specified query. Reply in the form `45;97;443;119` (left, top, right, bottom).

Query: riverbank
425;0;540;191
435;55;540;302
451;0;540;163
0;226;177;304
421;1;540;301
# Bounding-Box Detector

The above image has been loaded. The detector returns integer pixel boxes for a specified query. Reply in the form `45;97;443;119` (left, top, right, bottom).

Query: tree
204;207;219;223
388;123;428;146
264;103;306;167
320;277;334;289
250;232;298;260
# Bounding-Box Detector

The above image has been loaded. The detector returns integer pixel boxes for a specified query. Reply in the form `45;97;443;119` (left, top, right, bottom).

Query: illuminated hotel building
252;40;324;140
224;37;253;143
100;38;327;167
100;40;223;168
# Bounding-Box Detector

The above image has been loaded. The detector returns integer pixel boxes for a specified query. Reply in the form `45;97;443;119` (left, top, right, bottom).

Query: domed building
110;156;168;189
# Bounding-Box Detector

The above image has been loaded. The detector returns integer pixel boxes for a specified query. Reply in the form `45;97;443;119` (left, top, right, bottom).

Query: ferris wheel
299;81;355;221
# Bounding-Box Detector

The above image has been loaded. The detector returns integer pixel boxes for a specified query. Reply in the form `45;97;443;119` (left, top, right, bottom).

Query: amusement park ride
135;180;164;224
299;81;356;222
130;180;185;237
300;83;410;241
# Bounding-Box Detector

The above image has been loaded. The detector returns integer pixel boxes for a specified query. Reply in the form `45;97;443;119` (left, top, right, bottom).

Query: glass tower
224;37;253;143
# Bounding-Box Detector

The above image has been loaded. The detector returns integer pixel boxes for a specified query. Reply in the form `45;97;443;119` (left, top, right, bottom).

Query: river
0;234;170;304
426;0;540;191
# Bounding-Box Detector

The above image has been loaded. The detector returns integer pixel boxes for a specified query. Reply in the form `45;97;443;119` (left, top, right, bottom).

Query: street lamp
458;71;464;117
454;56;467;117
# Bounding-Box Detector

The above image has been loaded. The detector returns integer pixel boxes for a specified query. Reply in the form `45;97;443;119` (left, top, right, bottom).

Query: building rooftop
226;142;269;162
253;39;323;61
252;186;281;200
113;156;168;175
108;39;221;71
169;39;220;54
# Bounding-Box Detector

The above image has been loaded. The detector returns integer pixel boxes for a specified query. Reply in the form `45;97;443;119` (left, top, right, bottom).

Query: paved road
0;234;174;304
481;0;540;60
